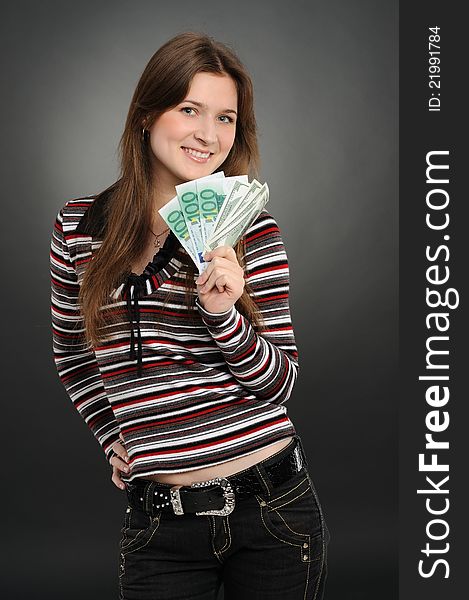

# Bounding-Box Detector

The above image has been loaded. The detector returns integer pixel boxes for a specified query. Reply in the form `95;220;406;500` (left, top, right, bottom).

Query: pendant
152;229;169;250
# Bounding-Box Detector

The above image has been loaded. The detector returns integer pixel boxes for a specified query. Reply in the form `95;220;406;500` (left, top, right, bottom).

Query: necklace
149;226;170;250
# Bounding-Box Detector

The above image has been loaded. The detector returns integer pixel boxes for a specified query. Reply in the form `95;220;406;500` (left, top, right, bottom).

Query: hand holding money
159;171;270;275
194;245;245;314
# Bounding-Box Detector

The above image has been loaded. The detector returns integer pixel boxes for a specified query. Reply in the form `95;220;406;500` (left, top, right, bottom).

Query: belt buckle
292;444;304;472
169;477;236;516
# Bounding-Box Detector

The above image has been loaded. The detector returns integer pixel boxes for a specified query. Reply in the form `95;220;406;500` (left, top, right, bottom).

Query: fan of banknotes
159;171;269;274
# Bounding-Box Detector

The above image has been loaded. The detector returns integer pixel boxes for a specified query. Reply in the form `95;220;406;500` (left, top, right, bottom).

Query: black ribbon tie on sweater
124;275;146;377
121;231;180;377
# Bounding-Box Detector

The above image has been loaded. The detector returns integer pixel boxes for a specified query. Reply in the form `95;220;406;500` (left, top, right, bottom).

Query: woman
50;31;329;600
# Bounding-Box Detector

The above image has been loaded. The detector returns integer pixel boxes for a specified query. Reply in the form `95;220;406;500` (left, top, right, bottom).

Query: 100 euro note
158;171;225;268
174;171;225;265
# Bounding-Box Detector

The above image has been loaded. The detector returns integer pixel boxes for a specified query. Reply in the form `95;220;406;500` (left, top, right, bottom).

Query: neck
149;161;184;214
152;192;174;213
150;192;174;234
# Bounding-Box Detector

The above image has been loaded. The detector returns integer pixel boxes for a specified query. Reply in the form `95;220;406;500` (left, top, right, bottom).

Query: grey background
1;1;398;598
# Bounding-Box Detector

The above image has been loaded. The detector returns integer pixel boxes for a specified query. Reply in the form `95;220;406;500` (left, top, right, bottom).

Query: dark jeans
118;436;330;599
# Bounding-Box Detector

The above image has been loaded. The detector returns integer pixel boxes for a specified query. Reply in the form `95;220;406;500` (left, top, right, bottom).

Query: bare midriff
139;436;294;486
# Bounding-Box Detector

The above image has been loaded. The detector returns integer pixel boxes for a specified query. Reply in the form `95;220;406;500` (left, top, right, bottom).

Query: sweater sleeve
50;206;121;462
195;209;300;405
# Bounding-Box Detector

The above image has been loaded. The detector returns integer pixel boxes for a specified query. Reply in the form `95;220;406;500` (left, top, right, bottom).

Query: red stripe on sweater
245;225;279;244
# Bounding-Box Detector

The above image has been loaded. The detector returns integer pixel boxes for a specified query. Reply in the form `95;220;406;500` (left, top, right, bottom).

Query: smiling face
147;72;238;197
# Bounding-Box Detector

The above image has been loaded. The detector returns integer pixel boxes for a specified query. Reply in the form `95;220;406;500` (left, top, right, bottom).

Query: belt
125;436;308;517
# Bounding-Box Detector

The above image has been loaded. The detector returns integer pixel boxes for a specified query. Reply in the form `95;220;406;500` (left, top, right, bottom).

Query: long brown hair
79;31;266;347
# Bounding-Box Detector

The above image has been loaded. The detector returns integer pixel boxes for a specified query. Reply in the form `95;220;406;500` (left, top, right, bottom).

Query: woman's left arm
195;209;299;405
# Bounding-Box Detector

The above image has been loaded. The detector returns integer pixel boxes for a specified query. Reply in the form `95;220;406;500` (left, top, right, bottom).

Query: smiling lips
181;146;212;162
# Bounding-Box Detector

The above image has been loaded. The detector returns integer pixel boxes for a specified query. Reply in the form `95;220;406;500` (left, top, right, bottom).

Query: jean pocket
255;469;325;562
120;505;161;555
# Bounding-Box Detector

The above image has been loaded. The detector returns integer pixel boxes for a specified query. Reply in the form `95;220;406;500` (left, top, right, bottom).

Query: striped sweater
50;194;299;482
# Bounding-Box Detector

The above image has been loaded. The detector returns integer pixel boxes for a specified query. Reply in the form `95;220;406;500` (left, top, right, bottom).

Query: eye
181;107;196;116
181;106;234;124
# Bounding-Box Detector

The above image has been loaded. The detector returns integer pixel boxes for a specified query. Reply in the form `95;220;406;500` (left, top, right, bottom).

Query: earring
141;128;147;142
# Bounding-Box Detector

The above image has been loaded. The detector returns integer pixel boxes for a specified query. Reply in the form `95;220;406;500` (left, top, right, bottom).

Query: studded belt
125;435;308;517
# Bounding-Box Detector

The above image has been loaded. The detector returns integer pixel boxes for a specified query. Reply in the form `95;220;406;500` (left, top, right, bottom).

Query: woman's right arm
50;206;122;465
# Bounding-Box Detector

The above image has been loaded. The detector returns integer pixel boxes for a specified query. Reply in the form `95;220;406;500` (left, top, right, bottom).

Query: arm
50;206;121;462
195;210;299;405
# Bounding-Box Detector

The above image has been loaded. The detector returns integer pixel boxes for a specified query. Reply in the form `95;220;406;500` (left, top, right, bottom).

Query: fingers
199;271;230;294
197;262;244;296
111;464;127;490
204;246;237;264
196;256;244;294
198;247;241;281
112;440;129;463
110;453;129;490
111;453;130;474
111;434;130;491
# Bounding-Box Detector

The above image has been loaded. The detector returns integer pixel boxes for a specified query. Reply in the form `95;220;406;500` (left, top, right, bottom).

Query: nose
194;116;217;147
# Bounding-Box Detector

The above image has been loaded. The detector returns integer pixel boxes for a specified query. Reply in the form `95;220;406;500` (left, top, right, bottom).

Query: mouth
181;146;213;163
